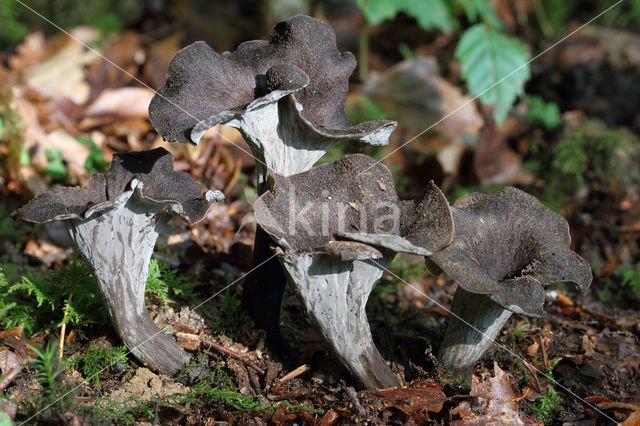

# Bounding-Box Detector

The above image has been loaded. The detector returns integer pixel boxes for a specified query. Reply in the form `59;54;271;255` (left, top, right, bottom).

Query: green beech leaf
356;0;399;25
455;24;531;122
357;0;456;33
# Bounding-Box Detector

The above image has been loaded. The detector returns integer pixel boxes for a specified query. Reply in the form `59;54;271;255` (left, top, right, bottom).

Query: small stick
277;364;310;384
0;366;23;391
346;386;366;417
202;339;264;375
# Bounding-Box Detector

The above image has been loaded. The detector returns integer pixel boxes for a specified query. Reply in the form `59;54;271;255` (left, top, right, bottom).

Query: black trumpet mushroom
431;187;592;382
148;14;396;187
148;15;397;349
13;148;224;376
336;181;455;258
254;154;403;389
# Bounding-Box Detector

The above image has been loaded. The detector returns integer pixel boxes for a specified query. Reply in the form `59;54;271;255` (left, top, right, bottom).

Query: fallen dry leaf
25;37;100;104
361;379;447;414
0;351;21;375
364;56;483;175
621;409;640;426
84;87;154;118
451;363;539;425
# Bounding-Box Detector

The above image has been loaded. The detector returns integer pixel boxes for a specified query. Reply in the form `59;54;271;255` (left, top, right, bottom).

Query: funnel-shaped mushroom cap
254;154;400;253
149;15;396;181
13;148;222;225
13;148;223;376
254;154;403;388
337;181;454;256
430;187;592;317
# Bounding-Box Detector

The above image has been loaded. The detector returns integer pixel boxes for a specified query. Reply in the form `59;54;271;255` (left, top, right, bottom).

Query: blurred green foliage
525;120;640;211
524;95;561;130
76;137;110;174
356;0;531;123
455;24;530;122
0;0;143;48
601;264;640;307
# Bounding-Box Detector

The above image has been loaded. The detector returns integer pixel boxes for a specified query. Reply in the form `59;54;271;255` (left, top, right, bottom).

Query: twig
0;366;23;391
202;339;264;375
346;386;366;417
277;364;310;384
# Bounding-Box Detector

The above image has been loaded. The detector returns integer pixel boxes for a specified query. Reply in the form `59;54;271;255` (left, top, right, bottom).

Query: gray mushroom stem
66;183;190;375
437;288;512;383
279;248;399;389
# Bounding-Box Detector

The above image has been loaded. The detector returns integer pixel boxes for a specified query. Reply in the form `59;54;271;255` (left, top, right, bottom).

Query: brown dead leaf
271;403;316;425
582;334;596;357
363;56;483;175
23;239;68;265
7;31;47;72
25;32;101;104
361;379;446;414
526;342;540;357
0;351;21;375
319;409;340;426
474;124;521;185
621;410;640;426
3;334;39;359
84;87;154;118
0;326;24;340
451;363;539;425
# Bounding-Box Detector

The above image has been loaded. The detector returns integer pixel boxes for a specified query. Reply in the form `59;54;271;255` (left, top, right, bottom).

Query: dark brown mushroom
13;148;224;376
148;14;396;187
254;154;402;389
336;180;454;256
431;187;592;381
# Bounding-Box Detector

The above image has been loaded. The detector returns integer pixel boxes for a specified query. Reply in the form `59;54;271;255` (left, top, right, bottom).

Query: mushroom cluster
12;13;593;391
253;154;592;386
148;14;398;351
253;154;456;388
13;148;223;376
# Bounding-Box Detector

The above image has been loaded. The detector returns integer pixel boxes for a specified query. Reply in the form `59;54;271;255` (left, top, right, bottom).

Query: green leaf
76;136;110;173
43;148;68;180
357;0;456;33
356;0;399;25
455;0;503;28
455;24;531;123
525;95;560;129
403;0;456;33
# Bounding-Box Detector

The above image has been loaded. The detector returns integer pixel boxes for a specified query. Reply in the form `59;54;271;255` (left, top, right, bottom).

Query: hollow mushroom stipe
13;148;224;376
431;187;592;382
